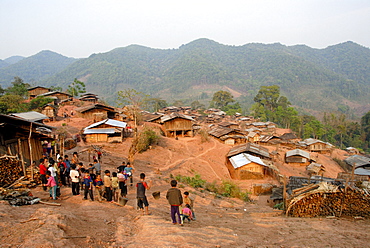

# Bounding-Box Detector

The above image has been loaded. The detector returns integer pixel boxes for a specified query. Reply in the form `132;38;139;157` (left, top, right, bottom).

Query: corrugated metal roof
38;91;72;97
227;143;270;158
10;111;49;122
229;153;266;169
208;126;233;138
83;128;116;134
84;119;127;130
160;112;194;122
344;155;370;168
354;168;370;176
286;149;310;159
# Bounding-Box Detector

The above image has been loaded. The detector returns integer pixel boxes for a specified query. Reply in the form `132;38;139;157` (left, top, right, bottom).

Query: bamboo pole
18;138;26;177
28;123;34;180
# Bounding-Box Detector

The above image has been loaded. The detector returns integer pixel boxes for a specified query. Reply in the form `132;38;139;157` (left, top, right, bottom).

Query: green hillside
0;51;77;86
42;39;370;116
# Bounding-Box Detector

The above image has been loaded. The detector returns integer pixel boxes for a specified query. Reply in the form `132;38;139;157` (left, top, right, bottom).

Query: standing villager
39;158;48;191
70;164;80;195
166;180;183;225
104;170;113;202
91;159;101;175
111;172;119;202
136;173;152;215
94;174;104;202
64;155;71;187
183;191;196;220
117;169;127;198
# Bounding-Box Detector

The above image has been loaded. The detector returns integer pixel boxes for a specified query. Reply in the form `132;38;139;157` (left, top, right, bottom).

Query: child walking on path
136;173;152;215
166;180;183;225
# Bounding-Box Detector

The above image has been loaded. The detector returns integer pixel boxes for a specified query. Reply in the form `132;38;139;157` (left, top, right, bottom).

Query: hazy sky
1;0;369;59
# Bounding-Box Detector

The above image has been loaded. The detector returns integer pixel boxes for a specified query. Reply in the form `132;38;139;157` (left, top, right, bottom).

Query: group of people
136;175;196;225
39;152;196;225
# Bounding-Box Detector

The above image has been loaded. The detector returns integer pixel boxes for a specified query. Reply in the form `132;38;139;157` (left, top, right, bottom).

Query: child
94;174;104;202
111;172;119;202
136;173;152;215
82;171;94;201
45;171;57;200
166;180;183;225
181;204;193;223
124;162;134;186
183;191;196;220
69;164;80;195
104;170;113;202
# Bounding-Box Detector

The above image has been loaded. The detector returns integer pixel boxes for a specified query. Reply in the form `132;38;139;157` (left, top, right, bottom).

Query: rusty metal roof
227;143;270;158
208;126;233;138
344;155;370;168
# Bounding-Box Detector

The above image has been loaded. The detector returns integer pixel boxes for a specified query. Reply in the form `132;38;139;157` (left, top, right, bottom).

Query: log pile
0;156;23;187
286;182;370;218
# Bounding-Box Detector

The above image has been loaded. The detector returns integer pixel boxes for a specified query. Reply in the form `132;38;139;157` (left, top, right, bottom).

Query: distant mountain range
0;39;369;117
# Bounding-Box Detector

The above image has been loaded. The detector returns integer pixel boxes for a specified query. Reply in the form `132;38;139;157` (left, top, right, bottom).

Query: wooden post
18;138;26;177
28;123;34;180
283;176;288;215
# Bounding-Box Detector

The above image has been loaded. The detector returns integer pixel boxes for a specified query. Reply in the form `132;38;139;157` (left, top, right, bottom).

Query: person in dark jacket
136;173;152;215
166;180;183;225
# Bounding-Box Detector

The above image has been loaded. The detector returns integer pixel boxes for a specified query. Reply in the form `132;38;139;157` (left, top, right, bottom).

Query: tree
117;88;149;163
50;86;63;92
29;96;54;111
210;90;235;109
0;85;4;96
144;98;167;112
67;78;86;97
190;100;205;110
0;94;28;114
6;77;30;98
253;85;281;111
223;102;242;116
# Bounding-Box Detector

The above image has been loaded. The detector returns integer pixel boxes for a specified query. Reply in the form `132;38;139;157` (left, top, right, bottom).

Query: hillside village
0;86;370;247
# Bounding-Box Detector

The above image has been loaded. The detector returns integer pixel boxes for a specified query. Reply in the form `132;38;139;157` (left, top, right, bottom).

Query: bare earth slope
1;121;369;247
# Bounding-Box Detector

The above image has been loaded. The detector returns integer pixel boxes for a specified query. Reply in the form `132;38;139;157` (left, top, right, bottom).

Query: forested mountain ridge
1;39;369;117
0;51;77;86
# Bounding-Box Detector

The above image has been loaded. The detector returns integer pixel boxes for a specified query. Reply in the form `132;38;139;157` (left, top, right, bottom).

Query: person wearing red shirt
39;158;48;191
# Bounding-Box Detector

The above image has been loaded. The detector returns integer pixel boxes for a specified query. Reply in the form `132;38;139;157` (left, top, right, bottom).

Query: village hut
79;93;99;103
280;133;299;143
285;149;311;166
76;103;117;121
227;153;268;179
247;131;261;143
208;126;245;144
227;143;271;160
28;86;51;99
0;114;55;166
218;121;239;129
83;119;127;143
300;138;334;153
37;91;72;105
141;111;163;123
346;147;360;155
344;155;370;178
306;163;325;177
259;135;281;144
160;113;194;137
41;104;58;120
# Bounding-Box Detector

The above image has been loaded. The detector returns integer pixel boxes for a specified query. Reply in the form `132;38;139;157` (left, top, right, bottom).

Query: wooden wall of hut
29;88;50;98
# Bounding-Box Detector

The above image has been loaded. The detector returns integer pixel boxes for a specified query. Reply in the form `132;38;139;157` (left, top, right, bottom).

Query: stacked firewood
286;182;370;218
0;156;23;187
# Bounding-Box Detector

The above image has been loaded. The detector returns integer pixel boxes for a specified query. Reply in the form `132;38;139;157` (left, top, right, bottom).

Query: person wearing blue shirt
124;162;134;186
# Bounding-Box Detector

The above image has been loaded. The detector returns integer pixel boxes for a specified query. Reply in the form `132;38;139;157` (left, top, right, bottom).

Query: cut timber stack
286;182;370;218
0;156;22;187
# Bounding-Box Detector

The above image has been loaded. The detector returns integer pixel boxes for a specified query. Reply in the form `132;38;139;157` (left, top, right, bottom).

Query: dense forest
0;39;369;118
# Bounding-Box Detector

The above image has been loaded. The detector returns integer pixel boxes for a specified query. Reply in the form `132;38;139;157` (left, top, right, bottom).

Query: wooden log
39;201;61;206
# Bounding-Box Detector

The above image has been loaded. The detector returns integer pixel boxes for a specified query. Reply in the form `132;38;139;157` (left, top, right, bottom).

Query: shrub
136;127;160;153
